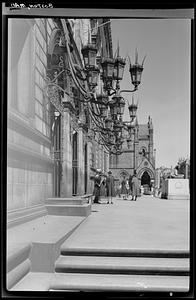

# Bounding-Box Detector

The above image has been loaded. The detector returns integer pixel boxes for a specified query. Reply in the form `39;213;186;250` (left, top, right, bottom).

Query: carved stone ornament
45;82;64;114
70;114;79;133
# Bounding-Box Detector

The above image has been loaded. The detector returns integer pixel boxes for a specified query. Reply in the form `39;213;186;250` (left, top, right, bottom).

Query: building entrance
141;171;151;186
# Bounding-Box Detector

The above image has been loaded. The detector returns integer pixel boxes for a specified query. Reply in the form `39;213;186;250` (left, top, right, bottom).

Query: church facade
109;116;156;187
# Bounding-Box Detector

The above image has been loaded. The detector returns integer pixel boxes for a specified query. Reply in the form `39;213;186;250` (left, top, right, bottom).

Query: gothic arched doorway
141;171;151;186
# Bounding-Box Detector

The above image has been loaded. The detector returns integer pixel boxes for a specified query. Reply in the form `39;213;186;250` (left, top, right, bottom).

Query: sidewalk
62;195;190;251
9;195;190;292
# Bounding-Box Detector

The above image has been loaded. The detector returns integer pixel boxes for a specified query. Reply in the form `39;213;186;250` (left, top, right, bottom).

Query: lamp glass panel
84;56;88;67
107;63;114;78
92;70;99;84
113;65;118;79
129;108;137;118
136;70;142;82
100;105;108;117
105;118;113;130
118;64;125;79
119;104;125;115
89;50;96;67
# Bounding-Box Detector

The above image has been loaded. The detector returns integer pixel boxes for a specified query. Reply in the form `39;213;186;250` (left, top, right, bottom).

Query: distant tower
134;117;139;169
148;115;154;163
109;115;155;185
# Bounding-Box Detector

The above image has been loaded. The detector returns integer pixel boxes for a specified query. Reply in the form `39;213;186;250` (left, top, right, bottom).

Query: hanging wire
88;107;111;152
90;101;103;118
64;29;92;99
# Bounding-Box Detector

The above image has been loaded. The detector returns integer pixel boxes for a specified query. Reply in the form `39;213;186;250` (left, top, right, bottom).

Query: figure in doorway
99;174;106;202
128;174;133;198
93;169;102;204
131;170;140;201
106;171;116;204
120;175;128;200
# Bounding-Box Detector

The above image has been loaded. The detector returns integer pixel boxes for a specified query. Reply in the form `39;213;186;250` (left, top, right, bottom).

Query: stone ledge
167;194;190;200
45;198;88;205
50;273;190;292
10;272;190;292
7;243;32;273
46;203;91;217
60;247;190;258
55;255;190;276
7;205;48;229
7;259;31;290
7;215;87;276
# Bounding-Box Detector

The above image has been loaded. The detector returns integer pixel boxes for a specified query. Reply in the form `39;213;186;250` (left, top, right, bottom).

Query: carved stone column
77;125;84;195
61;108;73;197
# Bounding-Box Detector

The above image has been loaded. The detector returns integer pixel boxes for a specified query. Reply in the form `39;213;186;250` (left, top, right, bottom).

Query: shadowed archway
141;171;151;186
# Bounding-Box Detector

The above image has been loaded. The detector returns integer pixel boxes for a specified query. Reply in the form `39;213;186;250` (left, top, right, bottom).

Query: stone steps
11;272;189;292
49;273;189;292
60;247;190;258
7;215;86;289
7;243;32;290
45;203;91;217
45;198;88;205
55;255;189;276
50;247;190;292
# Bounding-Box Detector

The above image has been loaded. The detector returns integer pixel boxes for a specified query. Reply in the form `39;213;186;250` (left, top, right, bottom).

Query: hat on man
97;169;102;173
108;171;112;174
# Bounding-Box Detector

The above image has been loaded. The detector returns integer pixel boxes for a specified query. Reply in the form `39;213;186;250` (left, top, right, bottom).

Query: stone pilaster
61;109;73;197
134;128;139;170
77;126;84;195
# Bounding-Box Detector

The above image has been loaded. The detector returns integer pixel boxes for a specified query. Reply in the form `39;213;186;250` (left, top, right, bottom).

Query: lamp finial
135;48;138;64
117;40;120;57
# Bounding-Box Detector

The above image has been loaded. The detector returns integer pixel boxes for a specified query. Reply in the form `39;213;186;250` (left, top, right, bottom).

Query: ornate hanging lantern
113;121;123;133
81;44;98;69
101;57;115;79
96;93;109;105
108;98;118;119
96;93;109;118
113;56;126;81
127;122;135;136
118;97;126;116
129;63;143;89
87;66;100;88
110;95;125;116
128;103;138;121
98;103;108;118
129;50;145;90
105;117;113;131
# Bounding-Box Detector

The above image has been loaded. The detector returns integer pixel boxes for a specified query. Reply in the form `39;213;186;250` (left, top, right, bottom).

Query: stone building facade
7;18;112;220
109;116;155;187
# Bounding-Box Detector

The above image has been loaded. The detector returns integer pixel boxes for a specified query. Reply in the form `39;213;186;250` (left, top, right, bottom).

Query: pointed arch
117;169;130;179
137;167;154;180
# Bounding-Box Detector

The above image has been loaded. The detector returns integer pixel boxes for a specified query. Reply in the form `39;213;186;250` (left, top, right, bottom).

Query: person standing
120;176;128;200
116;181;122;198
99;174;106;202
106;171;116;204
128;174;133;198
131;170;140;201
93;169;102;204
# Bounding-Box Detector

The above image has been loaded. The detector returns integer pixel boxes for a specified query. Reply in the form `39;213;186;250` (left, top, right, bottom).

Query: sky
111;18;191;169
